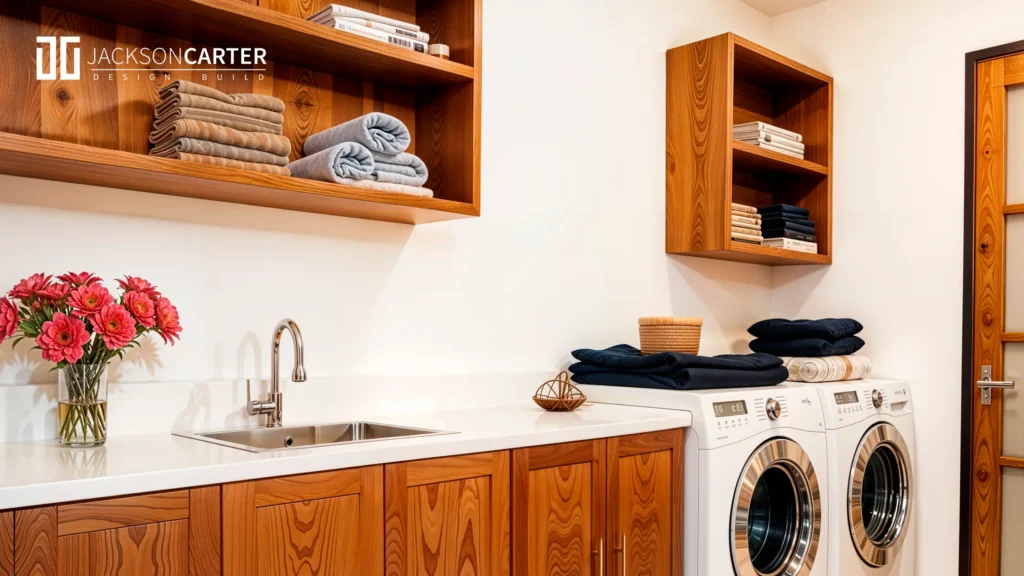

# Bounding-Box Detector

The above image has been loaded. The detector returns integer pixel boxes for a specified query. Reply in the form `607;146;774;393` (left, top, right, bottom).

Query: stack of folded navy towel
568;344;790;391
748;318;864;357
759;203;816;243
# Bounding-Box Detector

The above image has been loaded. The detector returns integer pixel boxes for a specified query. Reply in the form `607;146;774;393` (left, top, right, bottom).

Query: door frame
960;38;1024;576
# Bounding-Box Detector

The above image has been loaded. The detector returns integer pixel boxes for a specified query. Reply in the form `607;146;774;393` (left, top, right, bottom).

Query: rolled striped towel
782;355;872;383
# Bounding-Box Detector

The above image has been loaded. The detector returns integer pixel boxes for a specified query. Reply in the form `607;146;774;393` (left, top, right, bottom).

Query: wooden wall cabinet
221;466;383;576
666;33;834;266
0;0;482;225
512;430;683;576
384;452;511;575
11;487;220;576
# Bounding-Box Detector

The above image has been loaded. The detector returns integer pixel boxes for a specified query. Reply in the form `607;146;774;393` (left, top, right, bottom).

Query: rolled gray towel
303;113;411;156
371;151;428;187
286;142;375;183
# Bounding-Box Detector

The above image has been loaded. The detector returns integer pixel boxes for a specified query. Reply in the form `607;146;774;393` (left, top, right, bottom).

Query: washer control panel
818;380;912;429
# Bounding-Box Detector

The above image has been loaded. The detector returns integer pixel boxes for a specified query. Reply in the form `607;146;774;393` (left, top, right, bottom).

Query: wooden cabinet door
13;488;218;576
512;439;606;576
607;430;683;576
222;466;383;576
384;452;510;576
1;511;13;575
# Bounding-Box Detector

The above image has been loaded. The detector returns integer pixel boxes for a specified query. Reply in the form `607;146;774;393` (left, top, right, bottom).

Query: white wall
0;0;777;438
766;1;1024;572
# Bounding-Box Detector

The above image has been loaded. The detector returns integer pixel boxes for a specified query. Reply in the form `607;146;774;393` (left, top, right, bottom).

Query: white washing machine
813;379;915;575
578;384;829;576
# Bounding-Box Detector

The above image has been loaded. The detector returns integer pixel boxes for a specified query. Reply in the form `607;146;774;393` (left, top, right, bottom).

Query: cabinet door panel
513;440;605;576
607;430;683;576
1;511;13;575
88;520;189;576
256;496;360;576
385;452;510;576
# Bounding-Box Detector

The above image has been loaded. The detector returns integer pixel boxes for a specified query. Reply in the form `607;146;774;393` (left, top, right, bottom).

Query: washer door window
848;422;913;567
732;438;822;576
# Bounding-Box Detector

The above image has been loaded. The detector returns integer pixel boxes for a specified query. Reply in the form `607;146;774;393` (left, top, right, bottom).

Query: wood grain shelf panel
687;242;831;266
732;141;828;176
33;0;476;87
0;132;478;225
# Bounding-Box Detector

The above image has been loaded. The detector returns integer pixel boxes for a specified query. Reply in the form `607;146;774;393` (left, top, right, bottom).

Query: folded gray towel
156;93;285;125
152;107;284;135
149;119;291;156
303;113;411;156
371;151;428;186
286;142;375;183
151;138;289;166
157;80;285;113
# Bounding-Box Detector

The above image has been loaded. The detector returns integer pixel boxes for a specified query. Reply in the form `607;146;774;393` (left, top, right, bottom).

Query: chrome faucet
247;319;306;428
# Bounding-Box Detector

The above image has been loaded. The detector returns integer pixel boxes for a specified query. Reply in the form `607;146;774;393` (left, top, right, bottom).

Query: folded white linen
782;355;872;383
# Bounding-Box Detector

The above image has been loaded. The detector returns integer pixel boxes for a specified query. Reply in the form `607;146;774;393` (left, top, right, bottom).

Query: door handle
979;365;1016;405
613;535;626;575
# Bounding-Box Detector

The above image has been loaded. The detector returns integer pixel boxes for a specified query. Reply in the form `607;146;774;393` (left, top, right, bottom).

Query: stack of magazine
733;122;805;159
307;5;429;53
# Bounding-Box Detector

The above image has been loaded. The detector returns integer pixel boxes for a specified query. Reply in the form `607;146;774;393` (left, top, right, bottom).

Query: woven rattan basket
639;317;703;355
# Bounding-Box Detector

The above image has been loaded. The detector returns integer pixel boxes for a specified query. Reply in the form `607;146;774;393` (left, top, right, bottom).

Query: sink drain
283;437;294;447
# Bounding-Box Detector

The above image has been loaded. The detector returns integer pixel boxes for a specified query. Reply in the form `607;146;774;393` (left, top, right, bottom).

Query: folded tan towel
335;177;433;198
149;119;291;156
157;80;285;113
152;107;283;135
731;230;763;241
731;220;761;231
151;138;289;166
155;93;284;125
163;152;290;176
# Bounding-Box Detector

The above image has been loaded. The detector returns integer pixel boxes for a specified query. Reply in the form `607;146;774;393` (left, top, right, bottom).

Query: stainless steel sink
174;421;452;453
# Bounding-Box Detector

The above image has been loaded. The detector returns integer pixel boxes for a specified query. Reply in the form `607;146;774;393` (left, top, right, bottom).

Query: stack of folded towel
758;204;817;253
568;344;790;391
748;318;871;382
287;112;432;198
150;80;290;175
731;202;762;244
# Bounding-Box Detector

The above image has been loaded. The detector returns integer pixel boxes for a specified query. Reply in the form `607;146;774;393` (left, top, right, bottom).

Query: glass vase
58;364;108;447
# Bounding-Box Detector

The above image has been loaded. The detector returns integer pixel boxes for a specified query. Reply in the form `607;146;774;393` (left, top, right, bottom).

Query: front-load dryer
814;379;915;575
578;383;829;576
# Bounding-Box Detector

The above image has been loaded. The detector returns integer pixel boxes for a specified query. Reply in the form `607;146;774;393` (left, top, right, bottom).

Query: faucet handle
245;378;256;415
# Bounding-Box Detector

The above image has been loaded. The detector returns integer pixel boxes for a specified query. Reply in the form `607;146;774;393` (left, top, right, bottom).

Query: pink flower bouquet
0;272;182;446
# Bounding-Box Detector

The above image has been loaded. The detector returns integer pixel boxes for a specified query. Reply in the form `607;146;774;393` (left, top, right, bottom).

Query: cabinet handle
614;535;626;575
596;537;604;576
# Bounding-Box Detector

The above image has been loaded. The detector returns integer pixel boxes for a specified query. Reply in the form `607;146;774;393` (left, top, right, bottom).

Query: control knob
871;390;884;408
765;398;782;421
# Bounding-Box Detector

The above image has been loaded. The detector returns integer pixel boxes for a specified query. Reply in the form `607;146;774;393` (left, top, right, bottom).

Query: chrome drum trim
732;438;822;576
848;422;913;567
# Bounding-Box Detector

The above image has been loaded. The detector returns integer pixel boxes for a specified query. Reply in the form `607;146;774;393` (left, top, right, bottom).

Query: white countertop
0;402;691;509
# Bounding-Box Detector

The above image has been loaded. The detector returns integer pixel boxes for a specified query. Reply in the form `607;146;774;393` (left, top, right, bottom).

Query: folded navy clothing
761;221;816;235
748;318;863;340
761;216;815;228
749;336;865;357
571;344;782;374
762;229;815;241
571;367;790;391
758;204;810;217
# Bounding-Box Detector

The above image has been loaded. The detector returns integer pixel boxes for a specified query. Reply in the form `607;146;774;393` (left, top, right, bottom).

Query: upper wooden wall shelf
0;0;483;225
666;33;833;266
34;0;476;87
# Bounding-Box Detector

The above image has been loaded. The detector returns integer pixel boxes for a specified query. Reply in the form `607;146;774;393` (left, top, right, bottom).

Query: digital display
713;401;748;418
834;391;859;405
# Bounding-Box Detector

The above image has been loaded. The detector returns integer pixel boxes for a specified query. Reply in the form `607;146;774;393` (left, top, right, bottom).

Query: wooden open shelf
0;133;476;224
0;0;482;224
666;33;833;266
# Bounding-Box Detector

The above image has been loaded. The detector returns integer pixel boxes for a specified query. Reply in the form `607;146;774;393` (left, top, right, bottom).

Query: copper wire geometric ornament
533;371;587;412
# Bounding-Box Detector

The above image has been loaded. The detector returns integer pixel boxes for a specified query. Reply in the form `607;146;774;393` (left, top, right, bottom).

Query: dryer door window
848;422;913;567
732;438;822;576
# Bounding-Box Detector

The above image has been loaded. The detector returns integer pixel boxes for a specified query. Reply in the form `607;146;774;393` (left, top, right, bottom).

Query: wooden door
12;488;219;576
222;466;383;576
969;44;1024;574
384;451;510;576
607;430;683;576
512;439;606;576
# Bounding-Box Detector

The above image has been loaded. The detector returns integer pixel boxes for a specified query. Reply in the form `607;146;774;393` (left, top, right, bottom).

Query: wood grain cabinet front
384;452;511;576
221;466;384;576
512;430;684;576
11;487;221;576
